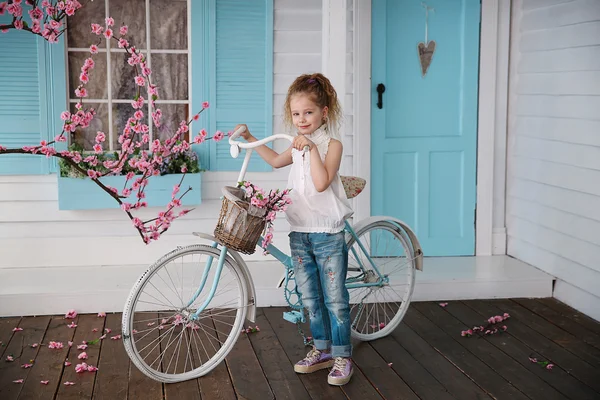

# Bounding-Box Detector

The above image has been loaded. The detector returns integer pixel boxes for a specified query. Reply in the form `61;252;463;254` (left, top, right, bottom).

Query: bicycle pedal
283;311;304;324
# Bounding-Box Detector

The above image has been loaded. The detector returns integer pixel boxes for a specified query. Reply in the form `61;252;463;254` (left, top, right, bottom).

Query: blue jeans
289;231;352;357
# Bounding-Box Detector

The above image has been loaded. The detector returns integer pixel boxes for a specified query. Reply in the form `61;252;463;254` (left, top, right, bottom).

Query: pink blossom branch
0;6;225;244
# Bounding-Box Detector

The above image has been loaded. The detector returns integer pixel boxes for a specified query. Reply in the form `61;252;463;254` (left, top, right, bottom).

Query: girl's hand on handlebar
293;135;314;151
234;124;252;141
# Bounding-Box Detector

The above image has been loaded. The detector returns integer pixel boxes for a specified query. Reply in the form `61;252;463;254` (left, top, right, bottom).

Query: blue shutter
0;15;67;175
191;0;273;172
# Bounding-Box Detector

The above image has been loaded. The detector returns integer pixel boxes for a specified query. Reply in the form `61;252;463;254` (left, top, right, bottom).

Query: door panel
371;0;481;256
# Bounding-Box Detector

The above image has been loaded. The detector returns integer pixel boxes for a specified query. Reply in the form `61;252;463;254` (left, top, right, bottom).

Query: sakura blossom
48;341;64;349
65;309;77;319
78;352;88;360
97;312;106;318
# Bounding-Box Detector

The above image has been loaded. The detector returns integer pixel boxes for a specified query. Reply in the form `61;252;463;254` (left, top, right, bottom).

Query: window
66;0;190;151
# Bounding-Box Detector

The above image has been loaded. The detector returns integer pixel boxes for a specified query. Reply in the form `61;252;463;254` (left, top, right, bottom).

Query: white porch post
322;0;347;110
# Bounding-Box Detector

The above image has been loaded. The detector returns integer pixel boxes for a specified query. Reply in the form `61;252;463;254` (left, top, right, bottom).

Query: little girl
235;73;354;386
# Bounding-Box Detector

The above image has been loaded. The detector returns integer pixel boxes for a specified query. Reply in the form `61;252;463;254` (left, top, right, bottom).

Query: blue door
371;0;481;256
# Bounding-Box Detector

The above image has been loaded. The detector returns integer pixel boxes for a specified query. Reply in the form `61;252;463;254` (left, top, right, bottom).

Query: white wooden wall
0;0;332;316
506;0;600;320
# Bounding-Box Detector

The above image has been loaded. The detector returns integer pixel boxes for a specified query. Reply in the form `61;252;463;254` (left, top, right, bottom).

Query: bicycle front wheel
346;220;417;341
122;244;249;383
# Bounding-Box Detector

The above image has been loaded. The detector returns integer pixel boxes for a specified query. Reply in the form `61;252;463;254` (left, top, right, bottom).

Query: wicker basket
214;186;267;254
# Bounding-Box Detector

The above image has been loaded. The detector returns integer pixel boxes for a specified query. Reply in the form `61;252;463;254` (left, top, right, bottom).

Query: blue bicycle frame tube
344;221;387;281
191;246;229;319
185;241;219;308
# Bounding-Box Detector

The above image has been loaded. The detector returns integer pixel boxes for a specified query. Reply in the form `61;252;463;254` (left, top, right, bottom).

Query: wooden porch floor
1;299;599;400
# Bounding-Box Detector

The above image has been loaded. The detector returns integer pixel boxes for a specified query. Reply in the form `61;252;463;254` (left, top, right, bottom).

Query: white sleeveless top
285;127;354;233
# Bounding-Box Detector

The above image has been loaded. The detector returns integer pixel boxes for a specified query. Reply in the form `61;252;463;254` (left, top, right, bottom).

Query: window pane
153;103;189;142
67;0;106;48
70;103;109;151
108;0;147;49
112;103;149;150
151;54;188;100
69;52;108;99
111;50;148;100
149;0;188;50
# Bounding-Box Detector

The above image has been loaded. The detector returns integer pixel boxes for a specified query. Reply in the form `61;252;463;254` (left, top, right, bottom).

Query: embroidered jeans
290;231;352;357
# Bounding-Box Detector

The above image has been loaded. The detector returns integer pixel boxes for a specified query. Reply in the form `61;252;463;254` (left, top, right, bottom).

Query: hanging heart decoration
417;40;436;77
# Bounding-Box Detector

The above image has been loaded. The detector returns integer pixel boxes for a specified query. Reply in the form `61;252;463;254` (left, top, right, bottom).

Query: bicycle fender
192;232;258;323
349;217;424;271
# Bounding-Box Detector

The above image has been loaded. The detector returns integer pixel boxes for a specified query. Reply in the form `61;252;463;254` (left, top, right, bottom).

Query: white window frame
65;0;193;151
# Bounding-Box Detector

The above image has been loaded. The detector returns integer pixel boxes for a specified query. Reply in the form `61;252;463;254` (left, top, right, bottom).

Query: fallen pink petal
97;312;106;318
87;365;98;372
65;361;72;366
529;357;538;363
77;344;88;350
78;352;88;360
12;327;23;332
546;364;554;370
75;363;88;373
65;309;77;319
439;302;448;307
31;343;39;348
388;362;393;367
40;380;49;385
21;363;33;369
111;335;122;340
147;322;156;327
64;381;76;386
13;379;24;384
68;341;73;347
6;355;14;362
92;328;99;332
67;322;77;328
104;328;112;334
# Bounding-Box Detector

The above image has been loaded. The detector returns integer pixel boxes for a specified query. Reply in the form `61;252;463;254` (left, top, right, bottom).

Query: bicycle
121;127;424;383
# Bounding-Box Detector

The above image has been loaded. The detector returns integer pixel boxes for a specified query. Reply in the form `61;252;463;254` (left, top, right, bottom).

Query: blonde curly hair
283;73;343;139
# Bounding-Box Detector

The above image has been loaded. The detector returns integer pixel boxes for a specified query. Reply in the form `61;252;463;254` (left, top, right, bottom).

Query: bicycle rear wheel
122;244;249;383
346;220;417;341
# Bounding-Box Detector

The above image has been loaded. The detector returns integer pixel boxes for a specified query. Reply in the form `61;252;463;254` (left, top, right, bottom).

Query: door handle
376;83;385;109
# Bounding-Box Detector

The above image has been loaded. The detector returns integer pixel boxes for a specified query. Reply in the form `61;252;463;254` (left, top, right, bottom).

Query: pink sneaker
294;347;334;373
327;357;353;386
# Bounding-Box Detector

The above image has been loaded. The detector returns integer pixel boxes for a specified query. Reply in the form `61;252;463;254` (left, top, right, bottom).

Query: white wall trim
322;0;347;111
353;0;371;223
354;0;511;256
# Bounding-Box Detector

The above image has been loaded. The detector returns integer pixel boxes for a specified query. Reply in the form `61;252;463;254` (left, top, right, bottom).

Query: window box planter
57;173;201;210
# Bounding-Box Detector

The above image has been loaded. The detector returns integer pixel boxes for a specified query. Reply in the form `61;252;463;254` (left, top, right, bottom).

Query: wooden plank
127;312;163;400
195;314;236;400
215;310;274;400
0;316;50;400
160;312;201;400
389;320;491;399
515;298;600;349
0;317;22;358
92;313;130;400
464;300;600;394
414;302;568;400
538;298;600;336
403;307;529;400
449;301;600;400
262;307;347;400
370;335;454;400
246;309;311;400
496;299;600;368
56;314;105;400
18;315;77;399
351;340;419;400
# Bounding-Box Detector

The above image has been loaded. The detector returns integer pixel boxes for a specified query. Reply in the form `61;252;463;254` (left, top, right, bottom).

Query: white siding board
507;0;600;317
518;71;600;95
515;95;600;120
275;0;321;10
518;46;600;73
519;21;600;51
521;0;600;30
274;54;321;76
514;117;600;147
522;0;575;11
274;31;321;53
274;9;321;31
511;135;600;171
508;178;600;223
